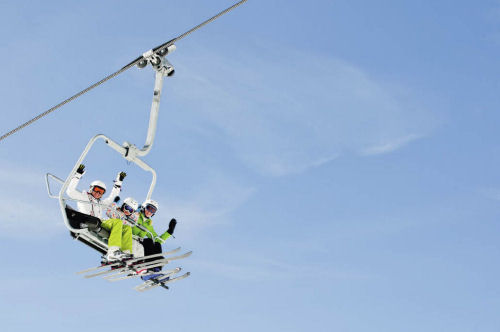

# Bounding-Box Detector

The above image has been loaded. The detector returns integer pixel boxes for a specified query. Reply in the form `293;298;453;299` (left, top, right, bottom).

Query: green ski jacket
132;212;171;243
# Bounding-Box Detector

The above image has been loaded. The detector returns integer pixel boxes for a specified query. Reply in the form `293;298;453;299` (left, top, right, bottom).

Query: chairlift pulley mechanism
137;44;176;76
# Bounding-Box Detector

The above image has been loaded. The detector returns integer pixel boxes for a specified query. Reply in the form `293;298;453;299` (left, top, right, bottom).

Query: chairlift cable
0;0;248;143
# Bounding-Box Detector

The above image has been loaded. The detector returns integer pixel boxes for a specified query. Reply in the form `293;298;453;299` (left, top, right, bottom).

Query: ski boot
103;247;133;264
140;267;163;281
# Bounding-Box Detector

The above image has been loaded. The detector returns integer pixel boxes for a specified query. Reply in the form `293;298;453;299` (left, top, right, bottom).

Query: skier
66;164;129;261
132;199;177;279
101;197;140;262
66;164;125;218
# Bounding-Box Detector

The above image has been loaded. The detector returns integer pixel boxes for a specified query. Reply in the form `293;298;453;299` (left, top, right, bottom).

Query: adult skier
132;199;177;278
66;164;129;261
66;164;125;218
102;197;140;262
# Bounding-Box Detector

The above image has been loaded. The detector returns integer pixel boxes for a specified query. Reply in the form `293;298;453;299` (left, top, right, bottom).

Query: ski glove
114;172;126;188
118;171;127;181
114;196;121;203
76;164;85;174
167;218;177;235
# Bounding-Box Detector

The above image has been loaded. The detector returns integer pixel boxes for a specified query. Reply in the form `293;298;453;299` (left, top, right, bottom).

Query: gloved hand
113;196;121;203
167;218;177;235
115;171;126;182
114;172;126;188
76;164;85;175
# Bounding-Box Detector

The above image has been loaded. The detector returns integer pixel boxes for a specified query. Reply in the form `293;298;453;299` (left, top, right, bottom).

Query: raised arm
66;164;88;201
101;171;126;206
157;218;177;243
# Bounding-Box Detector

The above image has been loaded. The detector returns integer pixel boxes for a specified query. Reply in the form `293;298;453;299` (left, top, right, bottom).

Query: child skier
102;197;140;262
132;199;177;278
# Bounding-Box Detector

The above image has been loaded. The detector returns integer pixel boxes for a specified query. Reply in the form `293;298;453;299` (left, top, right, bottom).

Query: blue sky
1;0;500;331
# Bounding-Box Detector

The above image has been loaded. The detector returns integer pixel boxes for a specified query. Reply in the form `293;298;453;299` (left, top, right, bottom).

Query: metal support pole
137;56;174;157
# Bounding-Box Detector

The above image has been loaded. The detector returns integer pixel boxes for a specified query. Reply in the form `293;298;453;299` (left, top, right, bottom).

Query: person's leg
138;239;165;279
143;240;163;271
141;238;164;268
141;238;155;256
152;241;164;271
153;241;163;255
101;219;123;249
121;225;133;254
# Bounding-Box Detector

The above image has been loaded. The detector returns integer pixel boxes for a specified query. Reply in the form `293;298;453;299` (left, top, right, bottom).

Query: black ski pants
141;238;164;270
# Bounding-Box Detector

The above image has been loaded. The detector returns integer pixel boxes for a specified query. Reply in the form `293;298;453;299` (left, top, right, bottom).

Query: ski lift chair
45;134;158;257
46;55;174;257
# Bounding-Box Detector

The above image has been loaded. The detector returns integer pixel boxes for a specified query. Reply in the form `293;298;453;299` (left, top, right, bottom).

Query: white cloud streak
360;134;424;156
153;173;255;236
191;256;373;282
0;162;255;238
479;187;500;201
171;44;439;176
0;163;62;237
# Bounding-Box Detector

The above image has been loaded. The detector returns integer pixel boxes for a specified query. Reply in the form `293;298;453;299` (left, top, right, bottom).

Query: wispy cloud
171;43;439;176
0;163;62;237
479;187;500;201
360;133;424;156
2;197;61;235
191;255;374;282
0;164;47;188
0;162;255;238
153;173;255;236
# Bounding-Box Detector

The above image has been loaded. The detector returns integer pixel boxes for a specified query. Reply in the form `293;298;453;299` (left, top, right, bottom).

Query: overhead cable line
0;0;248;143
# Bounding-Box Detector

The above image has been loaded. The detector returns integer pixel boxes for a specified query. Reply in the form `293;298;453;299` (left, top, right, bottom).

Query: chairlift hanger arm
0;0;248;143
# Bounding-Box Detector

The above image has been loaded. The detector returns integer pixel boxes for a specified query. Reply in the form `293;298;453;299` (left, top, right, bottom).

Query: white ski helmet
89;180;107;192
123;197;139;211
142;199;159;212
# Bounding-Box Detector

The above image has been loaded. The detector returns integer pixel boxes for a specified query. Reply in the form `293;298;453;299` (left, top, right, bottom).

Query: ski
102;261;179;281
82;251;192;279
98;259;173;279
106;267;181;282
84;257;170;279
134;272;191;292
76;247;181;274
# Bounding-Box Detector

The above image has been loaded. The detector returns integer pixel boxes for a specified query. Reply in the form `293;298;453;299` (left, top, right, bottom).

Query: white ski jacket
66;173;122;219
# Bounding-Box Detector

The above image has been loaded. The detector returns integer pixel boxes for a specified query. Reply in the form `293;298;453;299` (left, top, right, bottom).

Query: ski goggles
123;204;135;213
145;204;157;214
92;186;106;195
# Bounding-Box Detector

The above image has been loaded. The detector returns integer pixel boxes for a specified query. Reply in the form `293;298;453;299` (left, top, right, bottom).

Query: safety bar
45;173;64;198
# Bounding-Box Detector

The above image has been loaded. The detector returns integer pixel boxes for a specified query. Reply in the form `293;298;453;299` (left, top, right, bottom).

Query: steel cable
0;0;248;143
